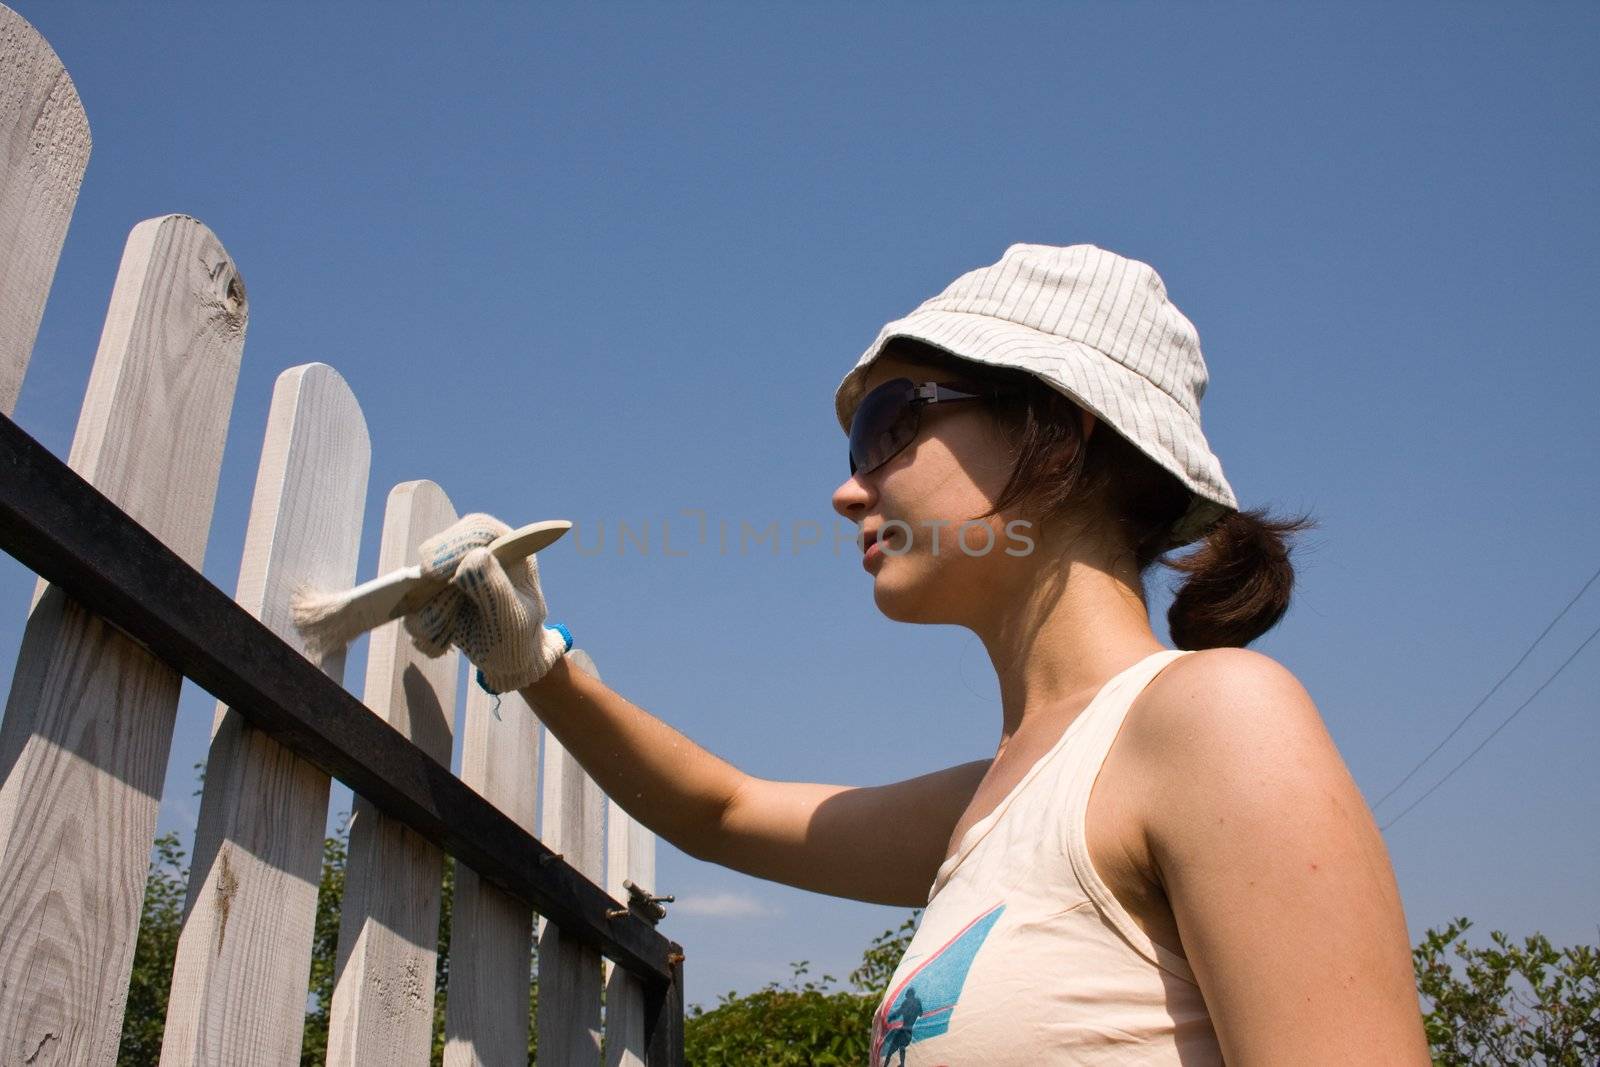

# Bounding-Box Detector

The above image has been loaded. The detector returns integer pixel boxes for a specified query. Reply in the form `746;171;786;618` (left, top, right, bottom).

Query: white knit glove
403;513;572;695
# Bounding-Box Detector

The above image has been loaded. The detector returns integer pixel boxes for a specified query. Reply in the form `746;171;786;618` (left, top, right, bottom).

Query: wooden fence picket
160;362;369;1066
604;801;658;1067
535;648;609;1064
326;481;462;1064
0;2;91;415
0;215;245;1063
444;684;541;1066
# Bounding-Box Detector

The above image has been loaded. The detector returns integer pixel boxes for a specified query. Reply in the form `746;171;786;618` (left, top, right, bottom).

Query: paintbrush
290;519;572;661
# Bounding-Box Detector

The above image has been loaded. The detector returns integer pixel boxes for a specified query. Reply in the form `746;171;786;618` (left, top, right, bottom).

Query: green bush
1414;916;1599;1066
119;831;187;1064
683;913;918;1065
298;815;349;1063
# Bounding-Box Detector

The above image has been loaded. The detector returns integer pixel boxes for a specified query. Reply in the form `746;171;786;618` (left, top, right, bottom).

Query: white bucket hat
834;243;1239;549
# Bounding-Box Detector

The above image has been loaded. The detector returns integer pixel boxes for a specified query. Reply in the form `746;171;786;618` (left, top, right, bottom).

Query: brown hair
880;339;1316;649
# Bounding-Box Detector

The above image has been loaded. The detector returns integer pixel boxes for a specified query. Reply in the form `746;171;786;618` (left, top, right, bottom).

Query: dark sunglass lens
848;379;918;476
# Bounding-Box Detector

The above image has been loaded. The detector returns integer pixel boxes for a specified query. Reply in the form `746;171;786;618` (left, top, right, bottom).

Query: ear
1079;408;1096;442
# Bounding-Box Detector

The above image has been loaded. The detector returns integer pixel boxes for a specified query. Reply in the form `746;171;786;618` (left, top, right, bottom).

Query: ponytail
1164;508;1317;650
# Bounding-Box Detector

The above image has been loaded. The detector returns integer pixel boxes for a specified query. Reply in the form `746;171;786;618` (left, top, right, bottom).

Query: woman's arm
1134;648;1431;1066
521;654;988;905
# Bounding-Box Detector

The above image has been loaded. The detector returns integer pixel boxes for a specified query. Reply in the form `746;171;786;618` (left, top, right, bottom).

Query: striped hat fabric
833;243;1239;550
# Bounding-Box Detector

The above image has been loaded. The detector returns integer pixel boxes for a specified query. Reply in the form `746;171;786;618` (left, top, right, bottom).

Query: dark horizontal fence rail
0;408;684;1057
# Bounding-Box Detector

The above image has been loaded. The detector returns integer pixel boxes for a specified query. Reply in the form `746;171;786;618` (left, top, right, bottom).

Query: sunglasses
848;377;1020;476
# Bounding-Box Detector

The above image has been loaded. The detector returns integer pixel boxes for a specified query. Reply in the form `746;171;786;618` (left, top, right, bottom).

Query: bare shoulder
1122;646;1355;862
1127;647;1328;764
1144;645;1317;716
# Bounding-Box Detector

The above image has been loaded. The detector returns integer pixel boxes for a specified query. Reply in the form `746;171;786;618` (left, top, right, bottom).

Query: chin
871;558;967;625
874;590;934;624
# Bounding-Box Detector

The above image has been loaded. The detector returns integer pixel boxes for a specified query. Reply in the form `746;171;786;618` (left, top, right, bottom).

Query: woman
406;244;1432;1063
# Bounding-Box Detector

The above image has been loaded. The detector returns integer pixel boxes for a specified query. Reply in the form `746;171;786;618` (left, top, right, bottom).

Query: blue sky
3;2;1596;1013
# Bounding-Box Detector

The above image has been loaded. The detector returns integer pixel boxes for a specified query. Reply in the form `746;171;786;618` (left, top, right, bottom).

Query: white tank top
869;648;1224;1065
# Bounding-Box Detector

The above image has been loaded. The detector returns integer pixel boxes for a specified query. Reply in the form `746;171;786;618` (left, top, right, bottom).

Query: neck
972;543;1166;746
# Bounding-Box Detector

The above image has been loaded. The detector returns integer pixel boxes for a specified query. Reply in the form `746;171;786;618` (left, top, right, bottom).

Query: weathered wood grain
0;215;245;1065
326;480;460;1066
0;3;91;415
534;647;607;1065
603;798;658;1067
159;363;368;1066
444;683;540;1066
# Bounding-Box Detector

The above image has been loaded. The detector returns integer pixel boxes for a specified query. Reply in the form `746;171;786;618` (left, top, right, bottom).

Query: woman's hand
404;512;570;693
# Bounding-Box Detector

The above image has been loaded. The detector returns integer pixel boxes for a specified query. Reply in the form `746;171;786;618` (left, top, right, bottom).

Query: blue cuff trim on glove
473;624;573;697
546;621;573;652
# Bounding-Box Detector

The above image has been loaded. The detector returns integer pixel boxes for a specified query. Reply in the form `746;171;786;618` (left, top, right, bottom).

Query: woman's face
831;354;1035;625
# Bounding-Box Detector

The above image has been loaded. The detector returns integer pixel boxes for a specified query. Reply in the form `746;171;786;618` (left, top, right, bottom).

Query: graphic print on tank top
871;903;1005;1066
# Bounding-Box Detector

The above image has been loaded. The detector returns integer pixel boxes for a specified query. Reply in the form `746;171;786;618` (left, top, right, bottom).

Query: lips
860;525;889;571
862;539;883;572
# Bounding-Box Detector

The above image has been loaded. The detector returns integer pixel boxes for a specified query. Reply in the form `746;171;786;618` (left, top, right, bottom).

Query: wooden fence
0;6;684;1064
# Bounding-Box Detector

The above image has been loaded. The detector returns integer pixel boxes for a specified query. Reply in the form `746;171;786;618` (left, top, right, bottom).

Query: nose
831;467;875;523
